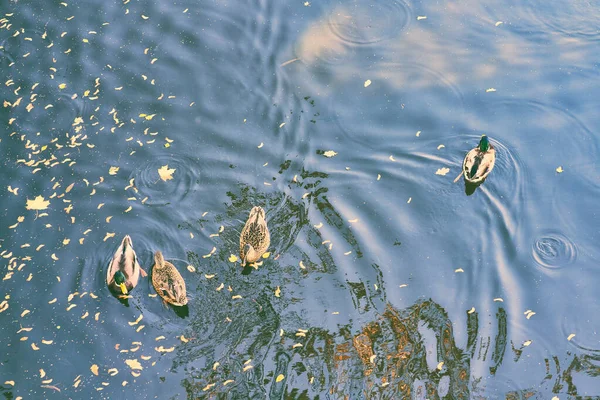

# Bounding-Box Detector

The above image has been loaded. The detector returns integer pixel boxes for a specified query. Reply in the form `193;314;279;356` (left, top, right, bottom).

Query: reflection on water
1;0;600;398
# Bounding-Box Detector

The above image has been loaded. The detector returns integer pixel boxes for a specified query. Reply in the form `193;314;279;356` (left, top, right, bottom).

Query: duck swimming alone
239;206;270;266
151;250;188;306
106;235;147;295
460;135;496;185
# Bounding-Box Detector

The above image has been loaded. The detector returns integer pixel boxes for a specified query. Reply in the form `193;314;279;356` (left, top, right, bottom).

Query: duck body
151;251;187;306
107;235;147;295
462;135;496;185
240;206;270;266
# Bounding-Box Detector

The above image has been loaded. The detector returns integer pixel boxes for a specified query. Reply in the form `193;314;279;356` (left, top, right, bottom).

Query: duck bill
119;283;128;294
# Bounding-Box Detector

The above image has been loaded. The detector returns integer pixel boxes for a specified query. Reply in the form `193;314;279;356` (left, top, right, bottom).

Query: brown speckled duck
239;206;270;266
151;251;187;306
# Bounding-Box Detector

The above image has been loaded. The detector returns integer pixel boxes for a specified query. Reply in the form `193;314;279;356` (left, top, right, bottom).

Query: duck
151;250;188;306
459;135;496;185
106;235;147;295
239;206;270;266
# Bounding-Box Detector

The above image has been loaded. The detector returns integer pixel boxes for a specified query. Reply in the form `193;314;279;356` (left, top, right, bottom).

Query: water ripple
129;154;202;207
328;0;412;45
332;62;465;147
531;232;577;270
499;0;600;40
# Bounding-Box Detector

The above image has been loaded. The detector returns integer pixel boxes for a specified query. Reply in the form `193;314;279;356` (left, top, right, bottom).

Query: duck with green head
106;235;147;295
460;135;496;185
240;206;270;267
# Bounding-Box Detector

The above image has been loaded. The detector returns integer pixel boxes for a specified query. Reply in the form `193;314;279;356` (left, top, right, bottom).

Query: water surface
1;0;599;398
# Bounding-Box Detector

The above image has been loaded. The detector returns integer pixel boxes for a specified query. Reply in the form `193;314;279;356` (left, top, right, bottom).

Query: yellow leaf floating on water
437;361;444;370
4;381;15;386
155;346;175;353
158;165;176;181
262;252;270;259
26;196;50;210
495;21;503;26
275;286;281;297
523;340;532;346
91;364;99;376
556;166;564;173
276;374;285;382
228;254;238;263
567;333;576;341
58;83;67;89
486;88;497;93
364;79;371;88
103;232;115;242
109;166;119;175
323;150;337;158
417;15;427;20
435;168;450;176
125;359;142;370
186;265;196;273
128;314;143;326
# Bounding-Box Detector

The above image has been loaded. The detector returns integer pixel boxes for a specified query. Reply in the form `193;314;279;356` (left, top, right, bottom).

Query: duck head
479;135;490;152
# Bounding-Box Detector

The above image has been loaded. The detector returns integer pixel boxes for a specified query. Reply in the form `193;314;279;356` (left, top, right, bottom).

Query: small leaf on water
556;166;564;173
109;166;119;175
275;374;285;382
157;165;176;181
275;286;281;297
364;79;371;88
323;150;337;158
435;168;450;176
567;333;576;341
125;359;143;370
91;364;99;376
486;88;497;92
228;254;238;263
26;196;50;210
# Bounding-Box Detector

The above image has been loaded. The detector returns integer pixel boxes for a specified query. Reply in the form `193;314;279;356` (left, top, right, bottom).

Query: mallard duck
460;135;496;185
151;251;187;306
106;235;147;295
239;206;270;266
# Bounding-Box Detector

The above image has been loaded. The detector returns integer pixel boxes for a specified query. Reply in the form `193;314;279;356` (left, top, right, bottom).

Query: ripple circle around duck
327;0;412;45
531;232;577;270
129;155;201;206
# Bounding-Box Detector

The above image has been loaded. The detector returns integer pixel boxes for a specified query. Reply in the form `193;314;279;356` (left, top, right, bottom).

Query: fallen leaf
26;196;50;210
417;15;427;20
364;79;371;88
275;286;281;297
435;168;450;176
228;254;238;263
323;150;337;158
486;88;497;92
125;359;142;370
556;166;564;173
91;364;99;376
158;165;176;181
567;333;576;341
275;374;285;382
109;166;119;175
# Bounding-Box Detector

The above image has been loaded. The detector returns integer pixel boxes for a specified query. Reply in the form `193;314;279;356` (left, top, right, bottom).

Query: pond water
1;0;599;398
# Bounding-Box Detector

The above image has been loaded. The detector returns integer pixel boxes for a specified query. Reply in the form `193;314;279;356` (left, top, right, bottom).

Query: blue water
1;0;599;398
